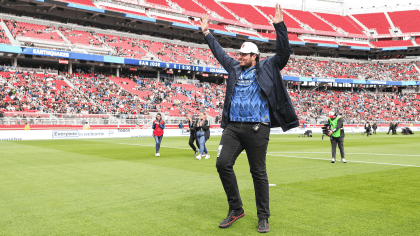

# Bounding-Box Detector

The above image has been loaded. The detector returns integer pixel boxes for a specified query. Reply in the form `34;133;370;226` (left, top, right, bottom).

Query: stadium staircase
311;12;346;34
347;14;370;35
282;9;312;31
0;21;20;46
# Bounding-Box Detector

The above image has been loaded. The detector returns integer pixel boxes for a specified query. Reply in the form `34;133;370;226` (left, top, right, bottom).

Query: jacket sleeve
202;120;210;131
272;21;291;70
204;33;238;71
159;121;165;129
152;123;156;129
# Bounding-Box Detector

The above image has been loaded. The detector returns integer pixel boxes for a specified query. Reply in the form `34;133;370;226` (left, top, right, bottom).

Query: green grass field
1;133;419;235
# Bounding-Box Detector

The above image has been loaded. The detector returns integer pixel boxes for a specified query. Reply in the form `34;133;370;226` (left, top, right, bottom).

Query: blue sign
352;79;367;84
212;30;236;37
382;47;408;51
313;78;337;83
401;81;417;86
103;56;125;64
248;36;269;42
70;52;102;61
23;48;70;58
171;23;199;30
366;80;387;85
317;43;339;48
67;3;105;13
350;46;370;50
124;14;156;23
0;44;22;54
289;41;305;45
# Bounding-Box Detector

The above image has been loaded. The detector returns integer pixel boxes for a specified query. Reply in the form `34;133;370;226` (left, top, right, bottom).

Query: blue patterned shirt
230;66;270;123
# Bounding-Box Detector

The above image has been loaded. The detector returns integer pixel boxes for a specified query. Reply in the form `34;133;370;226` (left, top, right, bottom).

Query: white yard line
119;143;420;168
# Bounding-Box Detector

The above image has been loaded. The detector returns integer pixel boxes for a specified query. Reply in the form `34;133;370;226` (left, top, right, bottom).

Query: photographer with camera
327;111;346;163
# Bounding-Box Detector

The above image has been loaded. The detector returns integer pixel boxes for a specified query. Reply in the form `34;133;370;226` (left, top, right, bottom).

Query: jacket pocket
276;101;298;124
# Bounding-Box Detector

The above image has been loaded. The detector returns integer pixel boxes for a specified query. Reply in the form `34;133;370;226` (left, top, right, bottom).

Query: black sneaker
194;150;198;156
258;218;270;233
219;209;245;228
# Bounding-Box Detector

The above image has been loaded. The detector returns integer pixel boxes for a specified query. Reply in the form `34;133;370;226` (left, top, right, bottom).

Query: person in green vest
327;111;346;163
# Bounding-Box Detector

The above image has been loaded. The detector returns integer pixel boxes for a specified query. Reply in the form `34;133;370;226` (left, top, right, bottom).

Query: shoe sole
258;227;270;233
219;212;245;228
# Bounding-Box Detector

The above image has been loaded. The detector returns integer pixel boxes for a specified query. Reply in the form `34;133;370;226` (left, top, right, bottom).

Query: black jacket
195;118;210;140
204;22;299;131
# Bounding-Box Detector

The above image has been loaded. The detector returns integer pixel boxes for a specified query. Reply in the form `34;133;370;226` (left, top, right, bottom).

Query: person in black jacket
387;122;393;135
195;112;210;160
372;123;377;134
186;114;200;156
364;121;372;137
201;4;298;233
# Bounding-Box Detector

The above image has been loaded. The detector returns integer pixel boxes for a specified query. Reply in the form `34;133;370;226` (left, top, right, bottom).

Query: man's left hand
328;131;332;136
269;3;284;24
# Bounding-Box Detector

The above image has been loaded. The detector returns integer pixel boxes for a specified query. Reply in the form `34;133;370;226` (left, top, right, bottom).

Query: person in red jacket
152;113;165;156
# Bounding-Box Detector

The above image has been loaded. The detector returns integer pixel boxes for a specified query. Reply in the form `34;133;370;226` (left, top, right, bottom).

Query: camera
322;124;331;135
321;124;331;140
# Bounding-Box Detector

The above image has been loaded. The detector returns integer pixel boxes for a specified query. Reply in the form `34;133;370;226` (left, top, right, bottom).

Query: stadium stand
387;10;420;33
219;1;271;26
371;39;414;48
1;2;420;128
170;0;208;15
256;6;303;29
315;13;365;35
6;20;64;42
285;9;337;32
352;13;392;35
197;0;238;22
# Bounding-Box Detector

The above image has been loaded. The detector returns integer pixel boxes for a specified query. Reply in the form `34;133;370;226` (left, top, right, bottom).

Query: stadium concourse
0;0;420;130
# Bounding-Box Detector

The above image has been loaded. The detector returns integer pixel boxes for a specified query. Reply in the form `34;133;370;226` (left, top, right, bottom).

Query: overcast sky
222;0;418;10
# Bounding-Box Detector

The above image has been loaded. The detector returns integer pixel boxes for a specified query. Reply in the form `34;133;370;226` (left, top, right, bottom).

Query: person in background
195;112;210;160
24;122;30;130
83;122;90;130
372;122;377;135
152;113;165;157
186;114;200;157
178;122;184;129
328;111;346;164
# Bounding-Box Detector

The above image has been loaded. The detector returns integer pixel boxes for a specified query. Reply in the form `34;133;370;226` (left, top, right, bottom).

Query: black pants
365;128;371;136
331;136;345;159
188;133;199;152
373;129;377;134
216;122;270;220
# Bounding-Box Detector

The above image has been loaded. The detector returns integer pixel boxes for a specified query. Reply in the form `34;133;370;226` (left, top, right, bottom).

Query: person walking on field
152;113;165;157
195;112;210;160
186;114;200;156
201;3;298;233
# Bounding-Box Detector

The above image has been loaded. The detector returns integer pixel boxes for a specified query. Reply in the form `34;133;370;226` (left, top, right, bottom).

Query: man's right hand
201;14;210;36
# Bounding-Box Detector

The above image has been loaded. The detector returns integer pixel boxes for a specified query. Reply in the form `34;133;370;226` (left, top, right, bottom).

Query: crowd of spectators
1;70;419;124
291;89;420;124
282;57;420;81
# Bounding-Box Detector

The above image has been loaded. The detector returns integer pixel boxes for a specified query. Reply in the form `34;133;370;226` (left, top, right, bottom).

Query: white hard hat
239;42;259;54
328;111;335;116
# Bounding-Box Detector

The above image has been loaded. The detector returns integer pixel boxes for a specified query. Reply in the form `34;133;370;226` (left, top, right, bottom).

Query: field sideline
0;133;419;235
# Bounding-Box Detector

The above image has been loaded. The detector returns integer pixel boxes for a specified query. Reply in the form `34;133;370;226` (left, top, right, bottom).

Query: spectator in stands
83;122;90;130
24;122;30;130
194;111;210;160
202;4;298;233
152;113;165;157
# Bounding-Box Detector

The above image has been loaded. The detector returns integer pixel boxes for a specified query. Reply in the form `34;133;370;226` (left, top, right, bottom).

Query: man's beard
241;61;253;69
